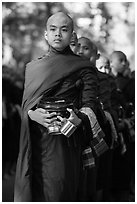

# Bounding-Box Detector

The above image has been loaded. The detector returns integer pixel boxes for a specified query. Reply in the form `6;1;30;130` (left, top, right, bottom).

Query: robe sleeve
80;67;98;111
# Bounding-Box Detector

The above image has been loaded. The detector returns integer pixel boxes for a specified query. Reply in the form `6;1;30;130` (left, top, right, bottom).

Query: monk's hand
28;108;60;128
57;108;81;137
67;108;81;126
57;108;81;127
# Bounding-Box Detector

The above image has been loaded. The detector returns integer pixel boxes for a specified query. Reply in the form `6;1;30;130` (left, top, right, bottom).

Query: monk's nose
77;46;83;54
55;29;61;37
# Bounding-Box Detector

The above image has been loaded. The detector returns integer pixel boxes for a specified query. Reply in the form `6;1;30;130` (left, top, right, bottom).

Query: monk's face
96;56;110;73
46;12;73;51
110;52;127;74
77;38;98;64
70;33;78;53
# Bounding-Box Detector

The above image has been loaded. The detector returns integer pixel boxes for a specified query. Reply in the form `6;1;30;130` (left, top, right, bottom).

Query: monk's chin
53;45;65;51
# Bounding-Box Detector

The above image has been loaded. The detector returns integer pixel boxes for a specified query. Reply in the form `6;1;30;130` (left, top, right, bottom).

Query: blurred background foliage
2;2;135;87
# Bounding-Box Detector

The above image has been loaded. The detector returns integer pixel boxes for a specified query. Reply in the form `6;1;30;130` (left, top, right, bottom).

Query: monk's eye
77;44;80;48
70;43;76;46
121;59;126;63
84;47;89;50
50;28;56;31
62;28;68;32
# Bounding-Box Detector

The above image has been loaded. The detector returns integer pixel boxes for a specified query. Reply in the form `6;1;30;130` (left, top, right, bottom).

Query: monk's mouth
54;39;61;43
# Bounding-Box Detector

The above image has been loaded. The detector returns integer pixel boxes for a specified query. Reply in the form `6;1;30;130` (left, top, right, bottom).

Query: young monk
77;37;119;201
69;31;78;53
110;51;135;201
96;54;111;74
14;12;101;202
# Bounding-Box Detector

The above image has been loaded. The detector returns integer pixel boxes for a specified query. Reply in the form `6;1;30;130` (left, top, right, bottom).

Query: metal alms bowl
37;97;74;135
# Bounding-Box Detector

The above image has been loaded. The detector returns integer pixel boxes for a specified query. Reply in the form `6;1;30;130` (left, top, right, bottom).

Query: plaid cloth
104;111;118;149
82;146;95;169
80;107;109;157
90;136;109;157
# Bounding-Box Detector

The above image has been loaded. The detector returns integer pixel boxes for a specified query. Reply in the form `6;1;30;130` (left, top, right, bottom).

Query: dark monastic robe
14;46;98;201
112;72;135;191
97;71;112;111
115;73;135;109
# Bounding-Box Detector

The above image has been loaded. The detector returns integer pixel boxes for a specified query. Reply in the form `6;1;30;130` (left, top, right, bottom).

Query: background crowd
2;2;135;202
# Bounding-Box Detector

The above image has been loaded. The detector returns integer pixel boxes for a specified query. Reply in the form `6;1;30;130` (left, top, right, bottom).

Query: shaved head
46;12;73;32
110;51;127;75
77;37;99;64
45;12;74;51
111;51;127;61
78;37;98;54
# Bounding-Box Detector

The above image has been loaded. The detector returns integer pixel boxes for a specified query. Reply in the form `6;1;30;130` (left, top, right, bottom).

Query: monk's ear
44;31;48;41
96;53;100;60
69;31;74;40
72;31;75;37
71;31;77;39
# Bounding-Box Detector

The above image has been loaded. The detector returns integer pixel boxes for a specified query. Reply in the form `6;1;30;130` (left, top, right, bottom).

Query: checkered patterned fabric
90;136;109;157
80;107;109;157
82;146;95;169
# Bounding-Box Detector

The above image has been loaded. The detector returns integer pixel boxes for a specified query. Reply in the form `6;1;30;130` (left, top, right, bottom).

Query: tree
2;2;135;76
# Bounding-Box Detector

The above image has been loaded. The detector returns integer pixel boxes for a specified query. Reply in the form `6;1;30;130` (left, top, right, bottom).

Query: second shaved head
77;37;99;65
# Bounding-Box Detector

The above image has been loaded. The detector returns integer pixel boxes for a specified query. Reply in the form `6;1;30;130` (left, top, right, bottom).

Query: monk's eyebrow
61;25;69;28
49;25;57;28
49;25;70;29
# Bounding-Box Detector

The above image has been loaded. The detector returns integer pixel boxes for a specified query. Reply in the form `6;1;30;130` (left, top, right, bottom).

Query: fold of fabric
80;107;109;157
104;111;118;149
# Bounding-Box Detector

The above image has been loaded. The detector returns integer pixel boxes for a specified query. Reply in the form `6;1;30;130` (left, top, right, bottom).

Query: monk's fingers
44;117;57;124
57;115;67;123
37;108;47;114
67;108;73;114
43;121;62;128
37;108;57;117
47;112;57;117
43;122;50;128
55;121;62;126
57;115;63;121
67;108;75;119
44;112;57;118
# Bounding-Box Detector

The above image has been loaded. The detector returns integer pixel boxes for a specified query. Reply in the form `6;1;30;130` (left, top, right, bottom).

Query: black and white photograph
2;1;135;202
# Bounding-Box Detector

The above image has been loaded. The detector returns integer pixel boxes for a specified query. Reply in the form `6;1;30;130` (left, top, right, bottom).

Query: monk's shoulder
26;54;49;68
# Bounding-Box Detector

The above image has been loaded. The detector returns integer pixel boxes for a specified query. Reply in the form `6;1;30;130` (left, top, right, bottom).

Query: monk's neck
48;46;74;56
